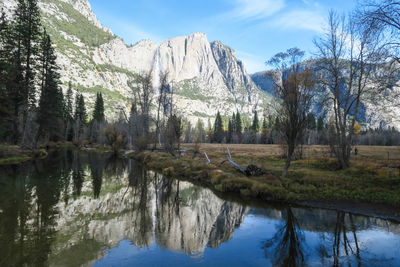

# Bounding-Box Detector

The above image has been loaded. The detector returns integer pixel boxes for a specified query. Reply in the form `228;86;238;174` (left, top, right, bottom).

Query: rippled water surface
0;150;399;266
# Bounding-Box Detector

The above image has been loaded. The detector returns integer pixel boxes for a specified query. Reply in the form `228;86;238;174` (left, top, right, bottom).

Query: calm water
0;151;399;266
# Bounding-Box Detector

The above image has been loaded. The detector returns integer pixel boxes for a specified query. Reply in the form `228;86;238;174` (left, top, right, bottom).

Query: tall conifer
36;31;64;144
93;92;105;122
213;111;224;143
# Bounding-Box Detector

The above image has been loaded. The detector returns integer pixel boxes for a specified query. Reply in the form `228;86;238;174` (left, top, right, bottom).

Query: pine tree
14;0;42;143
74;93;87;140
231;112;236;133
65;82;73;119
90;92;105;143
0;9;25;144
0;11;12;141
235;111;242;142
262;117;268;129
93;92;105;122
260;118;269;144
63;82;74;141
227;119;233;143
206;118;212;142
251;110;259;133
36;31;64;144
213;111;224;143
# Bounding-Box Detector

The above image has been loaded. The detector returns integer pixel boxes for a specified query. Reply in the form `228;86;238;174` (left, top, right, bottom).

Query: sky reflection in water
0;150;399;266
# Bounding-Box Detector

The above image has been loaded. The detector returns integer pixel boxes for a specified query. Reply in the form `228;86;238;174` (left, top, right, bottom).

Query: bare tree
314;11;384;169
127;70;154;151
154;71;172;149
163;114;182;157
128;70;153;136
358;0;400;63
267;48;316;177
357;0;400;115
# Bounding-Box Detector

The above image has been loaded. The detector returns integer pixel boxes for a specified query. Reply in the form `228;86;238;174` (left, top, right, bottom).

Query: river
0;150;399;266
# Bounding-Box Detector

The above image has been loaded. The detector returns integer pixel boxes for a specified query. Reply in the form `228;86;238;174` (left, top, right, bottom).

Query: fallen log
219;148;246;173
219;147;268;176
204;152;211;165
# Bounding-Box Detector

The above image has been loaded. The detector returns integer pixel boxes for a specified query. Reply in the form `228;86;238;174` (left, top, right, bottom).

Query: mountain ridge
1;0;271;123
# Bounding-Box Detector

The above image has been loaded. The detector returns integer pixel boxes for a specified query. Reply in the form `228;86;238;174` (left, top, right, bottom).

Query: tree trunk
282;144;294;177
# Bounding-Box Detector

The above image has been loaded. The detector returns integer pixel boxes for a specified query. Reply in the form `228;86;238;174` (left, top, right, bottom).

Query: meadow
136;144;400;208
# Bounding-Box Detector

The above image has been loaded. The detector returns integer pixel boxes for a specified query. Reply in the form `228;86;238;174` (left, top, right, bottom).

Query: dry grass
136;144;400;207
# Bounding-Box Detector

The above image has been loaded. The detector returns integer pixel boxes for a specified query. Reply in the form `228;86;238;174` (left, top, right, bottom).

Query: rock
1;0;272;124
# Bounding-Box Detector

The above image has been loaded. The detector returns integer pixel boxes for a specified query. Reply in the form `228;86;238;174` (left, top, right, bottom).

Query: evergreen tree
260;118;269;144
14;0;42;143
206;118;212;142
92;92;105;122
213;111;224;143
0;9;25;144
0;11;12;141
227;119;233;143
251;110;260;132
36;31;64;144
262;117;268;129
231;112;236;133
65;82;73;119
90;92;105;143
63;82;74;141
235;111;242;142
74;93;87;140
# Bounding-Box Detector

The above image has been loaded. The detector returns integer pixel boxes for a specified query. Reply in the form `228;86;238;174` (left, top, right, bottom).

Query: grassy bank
0;145;48;165
131;144;400;208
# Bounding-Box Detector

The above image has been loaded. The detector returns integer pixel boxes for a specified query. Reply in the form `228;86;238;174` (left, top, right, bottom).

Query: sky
91;0;357;74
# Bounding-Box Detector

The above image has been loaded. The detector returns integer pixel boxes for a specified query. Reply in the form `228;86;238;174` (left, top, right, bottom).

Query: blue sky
91;0;356;73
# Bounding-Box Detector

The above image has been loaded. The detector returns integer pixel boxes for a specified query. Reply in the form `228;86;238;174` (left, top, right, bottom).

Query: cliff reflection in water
0;151;399;266
0;151;248;266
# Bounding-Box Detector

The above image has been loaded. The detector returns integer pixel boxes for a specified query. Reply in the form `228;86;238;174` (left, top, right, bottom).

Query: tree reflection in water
263;207;305;267
128;160;154;247
89;152;105;199
0;151;399;266
332;211;361;266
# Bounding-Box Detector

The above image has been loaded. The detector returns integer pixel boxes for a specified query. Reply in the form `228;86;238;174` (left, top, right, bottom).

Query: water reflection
263;207;305;266
0;151;399;266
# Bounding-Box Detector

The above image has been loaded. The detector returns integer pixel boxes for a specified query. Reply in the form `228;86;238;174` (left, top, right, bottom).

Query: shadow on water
0;150;399;266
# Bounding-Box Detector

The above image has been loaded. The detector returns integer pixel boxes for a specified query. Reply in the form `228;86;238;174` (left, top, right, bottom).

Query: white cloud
270;9;325;33
223;0;286;21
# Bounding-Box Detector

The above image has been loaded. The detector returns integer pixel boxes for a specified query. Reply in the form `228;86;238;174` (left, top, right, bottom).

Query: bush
104;123;127;154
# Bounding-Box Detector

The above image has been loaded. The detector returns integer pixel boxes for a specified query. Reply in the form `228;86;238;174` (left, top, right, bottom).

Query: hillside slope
1;0;271;122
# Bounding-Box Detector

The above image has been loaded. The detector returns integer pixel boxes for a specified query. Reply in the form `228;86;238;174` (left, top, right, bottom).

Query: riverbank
0;142;114;165
131;144;400;210
0;144;48;165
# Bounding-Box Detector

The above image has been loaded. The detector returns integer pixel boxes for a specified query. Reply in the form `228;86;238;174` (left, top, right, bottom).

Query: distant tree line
0;0;398;169
178;109;400;148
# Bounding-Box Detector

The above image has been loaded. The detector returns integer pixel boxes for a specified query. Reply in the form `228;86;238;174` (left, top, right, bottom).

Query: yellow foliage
353;123;362;135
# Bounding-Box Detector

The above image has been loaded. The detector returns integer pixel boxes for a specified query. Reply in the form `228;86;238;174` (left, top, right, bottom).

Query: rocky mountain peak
59;0;112;33
0;0;271;122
